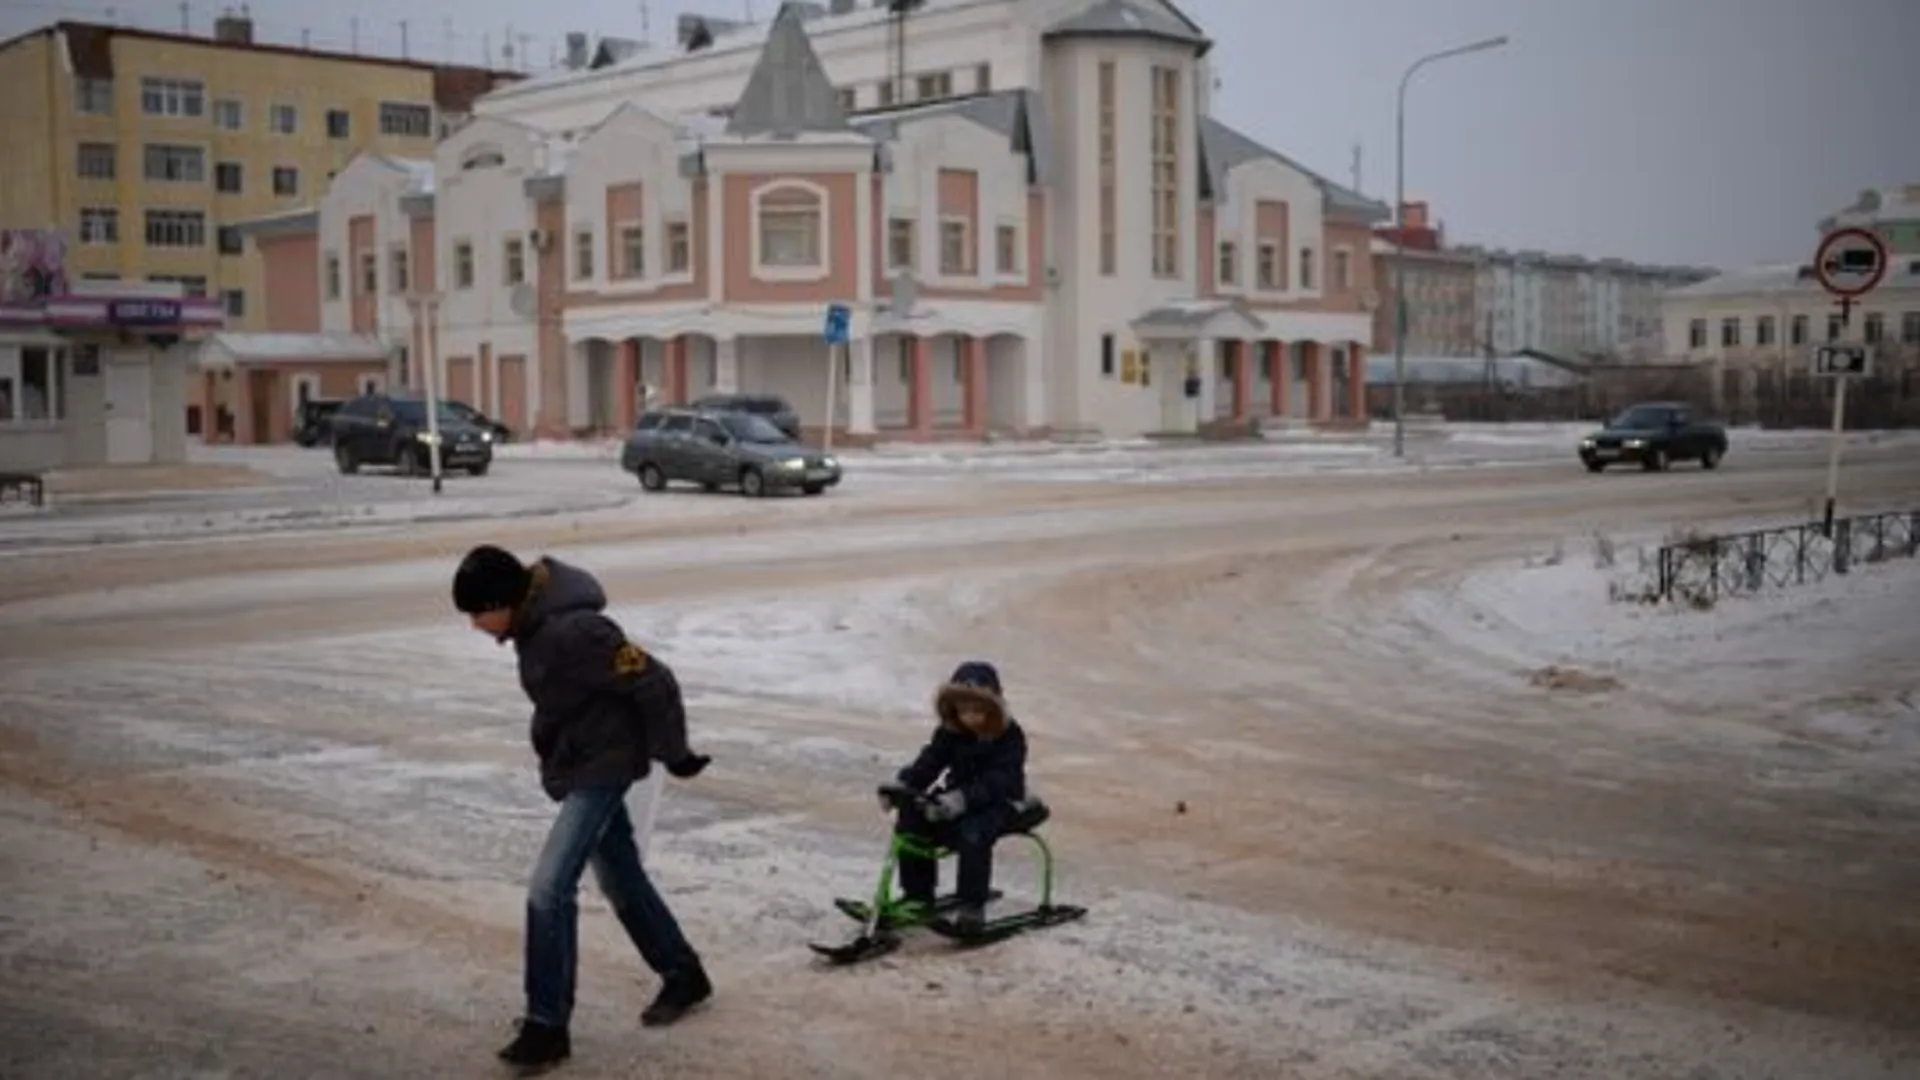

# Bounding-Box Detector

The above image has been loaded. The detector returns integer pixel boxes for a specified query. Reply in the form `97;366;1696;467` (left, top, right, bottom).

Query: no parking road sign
1813;227;1888;298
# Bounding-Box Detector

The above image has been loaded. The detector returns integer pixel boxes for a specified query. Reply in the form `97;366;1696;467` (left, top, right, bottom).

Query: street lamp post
1393;34;1509;458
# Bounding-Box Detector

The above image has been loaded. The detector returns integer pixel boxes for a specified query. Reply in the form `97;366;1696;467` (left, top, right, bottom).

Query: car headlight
480;430;493;442
1580;438;1594;449
415;431;440;444
781;457;807;470
820;456;838;469
1623;438;1645;449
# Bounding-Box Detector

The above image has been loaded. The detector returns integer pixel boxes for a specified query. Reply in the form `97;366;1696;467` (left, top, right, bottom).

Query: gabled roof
1043;0;1211;57
724;2;853;139
852;89;1050;185
1197;116;1390;223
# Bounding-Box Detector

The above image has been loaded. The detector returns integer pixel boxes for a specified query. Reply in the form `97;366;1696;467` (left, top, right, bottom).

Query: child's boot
642;956;713;1027
946;900;987;939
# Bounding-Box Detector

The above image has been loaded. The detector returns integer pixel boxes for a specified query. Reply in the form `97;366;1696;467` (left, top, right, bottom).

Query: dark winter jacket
897;660;1027;811
510;557;692;801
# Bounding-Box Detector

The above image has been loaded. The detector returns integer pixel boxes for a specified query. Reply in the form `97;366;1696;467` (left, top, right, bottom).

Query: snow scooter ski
810;782;1087;965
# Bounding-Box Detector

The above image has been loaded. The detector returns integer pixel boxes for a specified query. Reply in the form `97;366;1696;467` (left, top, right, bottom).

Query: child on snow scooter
885;660;1028;938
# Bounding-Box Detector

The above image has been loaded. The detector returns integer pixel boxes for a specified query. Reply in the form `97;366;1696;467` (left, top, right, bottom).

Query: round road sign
1812;226;1889;298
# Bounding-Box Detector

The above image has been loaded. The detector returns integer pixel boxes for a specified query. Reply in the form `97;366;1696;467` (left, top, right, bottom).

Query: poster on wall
0;229;70;304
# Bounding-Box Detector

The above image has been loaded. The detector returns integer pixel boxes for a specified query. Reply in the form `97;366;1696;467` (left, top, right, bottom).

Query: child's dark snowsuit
893;661;1027;910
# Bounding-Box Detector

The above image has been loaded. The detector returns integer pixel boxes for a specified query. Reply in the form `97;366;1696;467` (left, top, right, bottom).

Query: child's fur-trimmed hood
934;660;1009;739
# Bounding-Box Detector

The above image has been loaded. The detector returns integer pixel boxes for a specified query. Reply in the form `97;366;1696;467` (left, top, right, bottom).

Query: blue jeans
524;785;696;1027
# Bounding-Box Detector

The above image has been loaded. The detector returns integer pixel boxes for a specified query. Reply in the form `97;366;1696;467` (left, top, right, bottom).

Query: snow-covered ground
5;447;1918;1077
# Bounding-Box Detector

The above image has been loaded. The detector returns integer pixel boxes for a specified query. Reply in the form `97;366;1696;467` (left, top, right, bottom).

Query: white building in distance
240;0;1392;443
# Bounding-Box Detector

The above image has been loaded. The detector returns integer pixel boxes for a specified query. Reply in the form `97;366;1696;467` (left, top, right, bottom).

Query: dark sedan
1578;403;1727;472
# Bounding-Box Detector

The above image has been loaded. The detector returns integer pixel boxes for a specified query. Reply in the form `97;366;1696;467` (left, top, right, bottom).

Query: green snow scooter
809;782;1088;965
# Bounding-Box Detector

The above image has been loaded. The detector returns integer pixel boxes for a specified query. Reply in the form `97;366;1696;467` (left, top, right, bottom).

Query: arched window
751;181;829;280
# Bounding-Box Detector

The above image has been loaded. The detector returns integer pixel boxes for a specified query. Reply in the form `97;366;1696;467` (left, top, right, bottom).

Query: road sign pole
1809;225;1887;536
823;341;840;453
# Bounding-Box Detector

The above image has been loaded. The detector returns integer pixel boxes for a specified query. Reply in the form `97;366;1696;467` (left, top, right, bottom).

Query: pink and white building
240;0;1386;443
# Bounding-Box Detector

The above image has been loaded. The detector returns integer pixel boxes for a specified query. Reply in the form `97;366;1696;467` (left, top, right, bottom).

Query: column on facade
908;335;933;436
667;336;690;405
1347;343;1368;423
847;336;876;435
962;335;990;436
1194;338;1218;424
614;340;640;430
1231;340;1254;421
712;336;740;394
1266;341;1288;417
1301;341;1325;420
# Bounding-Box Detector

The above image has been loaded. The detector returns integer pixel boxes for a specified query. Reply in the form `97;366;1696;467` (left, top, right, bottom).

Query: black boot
497;1019;571;1071
641;958;712;1027
947;901;987;939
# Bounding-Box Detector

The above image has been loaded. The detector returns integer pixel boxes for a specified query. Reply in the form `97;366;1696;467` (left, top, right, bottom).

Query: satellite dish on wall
508;282;538;319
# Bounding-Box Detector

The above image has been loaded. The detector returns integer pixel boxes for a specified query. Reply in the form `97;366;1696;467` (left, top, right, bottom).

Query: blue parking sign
823;303;850;346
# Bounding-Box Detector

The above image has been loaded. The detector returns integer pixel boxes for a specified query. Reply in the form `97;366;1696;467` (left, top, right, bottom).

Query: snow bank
1400;533;1920;754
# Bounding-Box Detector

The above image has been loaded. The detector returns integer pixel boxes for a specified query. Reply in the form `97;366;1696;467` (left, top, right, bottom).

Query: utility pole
178;1;189;33
400;20;409;58
350;16;359;53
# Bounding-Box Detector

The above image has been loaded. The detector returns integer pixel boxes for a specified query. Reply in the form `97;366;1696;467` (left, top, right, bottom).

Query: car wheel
802;483;826;496
1584;461;1604;474
639;463;667;491
1642;448;1669;472
1700;446;1722;470
334;443;358;475
739;466;766;497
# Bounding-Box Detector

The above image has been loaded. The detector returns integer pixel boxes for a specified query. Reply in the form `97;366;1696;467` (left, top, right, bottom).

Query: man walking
452;544;714;1071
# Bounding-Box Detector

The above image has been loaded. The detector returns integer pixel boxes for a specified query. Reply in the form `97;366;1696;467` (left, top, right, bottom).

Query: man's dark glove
666;753;711;779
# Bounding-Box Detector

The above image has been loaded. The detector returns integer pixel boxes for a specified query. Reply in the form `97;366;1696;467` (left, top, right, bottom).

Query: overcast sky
6;0;1916;270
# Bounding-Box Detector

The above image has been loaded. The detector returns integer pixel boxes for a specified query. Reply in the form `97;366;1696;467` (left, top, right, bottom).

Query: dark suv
689;392;801;440
1577;402;1728;473
621;407;840;496
329;392;495;476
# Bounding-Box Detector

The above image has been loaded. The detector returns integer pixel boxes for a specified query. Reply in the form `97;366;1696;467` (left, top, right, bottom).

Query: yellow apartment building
0;13;518;329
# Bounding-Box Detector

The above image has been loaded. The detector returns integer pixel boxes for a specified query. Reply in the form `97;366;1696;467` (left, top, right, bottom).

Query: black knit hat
452;544;532;614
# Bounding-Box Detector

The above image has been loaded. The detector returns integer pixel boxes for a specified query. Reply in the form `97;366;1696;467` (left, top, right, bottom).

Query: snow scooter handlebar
875;783;929;813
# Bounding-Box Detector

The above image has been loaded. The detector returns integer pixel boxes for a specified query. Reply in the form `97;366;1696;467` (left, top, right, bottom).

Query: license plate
1592;449;1618;459
805;469;834;482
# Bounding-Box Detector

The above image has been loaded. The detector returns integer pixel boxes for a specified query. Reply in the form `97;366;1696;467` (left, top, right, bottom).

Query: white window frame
142;142;207;183
140;77;204;118
271;166;300;197
269;103;298;135
358;252;378;295
750;180;829;282
1257;242;1279;290
143;209;207;248
74;76;113;115
0;345;69;427
938;215;972;277
453;240;475;289
213;98;244;131
503;235;526;286
994;220;1022;279
1217;241;1238;287
573;230;595;281
79;207;118;245
1297;246;1315;291
378;102;434;138
887;216;915;271
390;246;409;294
1332;245;1352;291
615;223;644;280
76;142;116;180
663;218;692;278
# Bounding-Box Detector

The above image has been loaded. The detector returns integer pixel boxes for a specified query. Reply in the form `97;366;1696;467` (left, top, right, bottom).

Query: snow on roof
201;333;393;366
1666;263;1821;299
